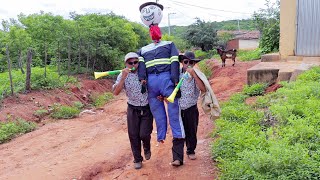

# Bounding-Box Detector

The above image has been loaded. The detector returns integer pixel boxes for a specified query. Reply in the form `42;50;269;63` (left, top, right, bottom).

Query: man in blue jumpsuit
138;2;185;166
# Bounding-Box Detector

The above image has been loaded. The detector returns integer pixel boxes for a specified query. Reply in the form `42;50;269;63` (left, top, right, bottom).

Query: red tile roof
217;30;260;40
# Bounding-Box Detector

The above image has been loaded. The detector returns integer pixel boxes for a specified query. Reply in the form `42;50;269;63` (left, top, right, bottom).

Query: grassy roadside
212;67;320;179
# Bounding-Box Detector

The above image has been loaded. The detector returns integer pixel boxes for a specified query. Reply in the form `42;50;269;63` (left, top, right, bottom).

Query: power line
161;0;252;26
168;0;252;14
169;1;238;19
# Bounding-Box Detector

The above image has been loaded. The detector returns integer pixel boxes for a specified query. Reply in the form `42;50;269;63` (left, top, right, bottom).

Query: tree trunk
6;45;14;96
18;49;25;74
68;38;71;77
78;39;81;73
25;49;33;92
93;42;98;71
44;41;47;78
57;41;61;75
86;43;90;75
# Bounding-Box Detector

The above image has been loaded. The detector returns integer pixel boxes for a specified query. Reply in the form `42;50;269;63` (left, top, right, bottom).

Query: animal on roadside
216;48;237;67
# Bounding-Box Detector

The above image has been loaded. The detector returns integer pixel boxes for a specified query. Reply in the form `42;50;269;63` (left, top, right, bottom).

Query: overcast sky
0;0;275;27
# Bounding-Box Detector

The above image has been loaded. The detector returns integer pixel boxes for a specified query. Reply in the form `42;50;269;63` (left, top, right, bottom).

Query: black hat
139;2;164;12
178;51;201;63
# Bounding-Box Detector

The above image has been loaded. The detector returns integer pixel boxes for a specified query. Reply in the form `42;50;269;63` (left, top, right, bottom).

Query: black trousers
181;104;199;155
172;138;185;164
127;104;153;163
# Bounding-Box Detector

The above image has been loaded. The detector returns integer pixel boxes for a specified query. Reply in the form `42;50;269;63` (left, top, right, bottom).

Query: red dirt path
0;59;260;180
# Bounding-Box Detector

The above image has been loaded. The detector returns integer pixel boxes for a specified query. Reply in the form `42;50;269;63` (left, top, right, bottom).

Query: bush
197;59;213;78
237;48;262;61
212;67;320;179
34;109;49;120
296;67;320;82
90;92;114;107
243;83;267;96
0;118;37;144
73;101;84;109
50;103;81;119
31;67;77;90
0;67;77;100
194;50;207;59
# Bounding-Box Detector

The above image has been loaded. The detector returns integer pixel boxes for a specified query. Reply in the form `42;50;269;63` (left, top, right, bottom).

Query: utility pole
168;12;175;36
237;19;240;32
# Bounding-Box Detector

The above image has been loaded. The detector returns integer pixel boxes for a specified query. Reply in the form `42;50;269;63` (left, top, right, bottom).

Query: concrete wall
280;0;297;60
239;39;259;50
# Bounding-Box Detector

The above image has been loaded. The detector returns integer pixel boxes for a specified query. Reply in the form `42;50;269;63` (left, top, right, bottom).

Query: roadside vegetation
0;67;77;100
50;102;83;119
90;92;114;108
0;118;37;144
212;67;320;179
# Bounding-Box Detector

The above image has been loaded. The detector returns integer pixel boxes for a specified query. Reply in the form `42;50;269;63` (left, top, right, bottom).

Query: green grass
90;92;114;107
243;83;268;96
212;48;262;62
212;67;320;179
237;48;262;61
0;66;77;100
50;102;83;119
0;119;37;144
33;109;49;120
198;59;214;78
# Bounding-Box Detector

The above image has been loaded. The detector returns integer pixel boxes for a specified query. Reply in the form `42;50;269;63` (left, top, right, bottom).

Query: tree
162;34;190;52
130;22;150;48
184;19;218;51
19;12;65;76
25;49;33;92
217;32;234;49
253;0;280;53
6;25;32;74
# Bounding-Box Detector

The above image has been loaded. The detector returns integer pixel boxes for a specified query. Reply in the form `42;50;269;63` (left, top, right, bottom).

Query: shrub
0;67;77;100
237;48;262;61
243;83;267;96
50;103;81;119
194;50;207;59
34;109;49;120
197;59;213;78
0;118;37;144
91;92;114;107
212;67;320;179
296;66;320;82
73;101;84;109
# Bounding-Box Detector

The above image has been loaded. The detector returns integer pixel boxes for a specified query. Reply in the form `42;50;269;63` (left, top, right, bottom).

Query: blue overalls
137;41;185;142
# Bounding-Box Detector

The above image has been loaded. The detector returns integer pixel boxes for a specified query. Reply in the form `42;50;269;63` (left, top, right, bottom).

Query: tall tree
18;12;65;69
253;0;280;53
184;19;218;51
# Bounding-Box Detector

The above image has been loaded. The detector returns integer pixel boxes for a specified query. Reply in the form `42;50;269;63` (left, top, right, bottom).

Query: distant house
280;0;320;59
218;30;260;50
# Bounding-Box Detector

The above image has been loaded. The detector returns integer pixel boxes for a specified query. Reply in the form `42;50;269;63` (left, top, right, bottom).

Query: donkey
216;48;237;67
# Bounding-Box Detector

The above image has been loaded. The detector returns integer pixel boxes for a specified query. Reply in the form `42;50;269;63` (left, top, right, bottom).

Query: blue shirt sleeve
137;49;147;81
170;42;180;84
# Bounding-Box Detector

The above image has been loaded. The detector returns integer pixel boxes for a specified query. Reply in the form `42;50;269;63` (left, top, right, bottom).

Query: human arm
137;49;147;82
112;68;130;95
186;67;206;92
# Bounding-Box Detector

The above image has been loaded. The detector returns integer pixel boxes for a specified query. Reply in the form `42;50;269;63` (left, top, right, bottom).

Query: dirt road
0;59;260;180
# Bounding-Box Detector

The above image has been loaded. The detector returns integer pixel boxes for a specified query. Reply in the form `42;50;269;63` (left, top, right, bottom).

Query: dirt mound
0;75;115;122
265;83;283;94
210;59;260;101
